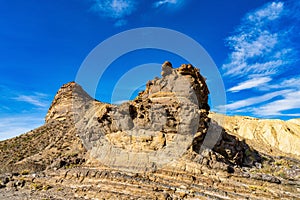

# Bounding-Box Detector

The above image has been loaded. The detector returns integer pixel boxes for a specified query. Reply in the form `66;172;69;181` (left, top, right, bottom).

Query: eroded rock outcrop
41;62;263;171
72;62;211;171
44;62;260;172
1;62;299;199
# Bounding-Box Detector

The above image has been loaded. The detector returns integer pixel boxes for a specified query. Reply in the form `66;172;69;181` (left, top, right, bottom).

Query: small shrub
30;183;43;190
43;185;52;191
248;185;267;192
21;169;30;175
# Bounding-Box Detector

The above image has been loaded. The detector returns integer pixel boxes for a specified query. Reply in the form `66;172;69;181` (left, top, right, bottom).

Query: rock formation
0;62;299;199
72;62;212;172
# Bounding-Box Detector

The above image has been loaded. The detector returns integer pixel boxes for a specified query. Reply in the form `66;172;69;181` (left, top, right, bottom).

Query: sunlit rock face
72;62;210;171
45;62;264;172
210;112;300;157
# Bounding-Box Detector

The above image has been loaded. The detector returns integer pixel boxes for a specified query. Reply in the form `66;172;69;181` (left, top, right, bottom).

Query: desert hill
210;113;300;158
0;62;299;199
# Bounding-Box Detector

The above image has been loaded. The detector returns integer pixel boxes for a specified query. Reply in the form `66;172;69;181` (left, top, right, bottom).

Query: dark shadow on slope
192;120;262;168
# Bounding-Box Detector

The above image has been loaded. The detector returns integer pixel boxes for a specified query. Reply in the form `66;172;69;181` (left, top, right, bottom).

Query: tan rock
210;112;300;157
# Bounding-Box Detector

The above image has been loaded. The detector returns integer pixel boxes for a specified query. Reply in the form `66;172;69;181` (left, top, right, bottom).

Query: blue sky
0;0;299;140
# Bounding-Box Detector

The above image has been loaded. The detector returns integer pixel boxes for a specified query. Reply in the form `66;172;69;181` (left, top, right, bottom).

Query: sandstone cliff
0;62;299;199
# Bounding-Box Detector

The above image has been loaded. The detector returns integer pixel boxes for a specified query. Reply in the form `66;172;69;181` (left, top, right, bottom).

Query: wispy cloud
91;0;137;26
0;86;49;140
90;0;186;26
223;89;291;111
154;0;176;7
222;1;300;118
92;0;136;19
222;2;294;77
247;1;284;22
277;77;300;89
253;91;300;117
12;93;49;108
260;76;300;91
153;0;185;8
224;76;300;117
0;115;44;141
228;77;272;92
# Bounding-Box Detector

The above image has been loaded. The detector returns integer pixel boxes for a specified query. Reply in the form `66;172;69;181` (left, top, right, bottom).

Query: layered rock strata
0;62;299;199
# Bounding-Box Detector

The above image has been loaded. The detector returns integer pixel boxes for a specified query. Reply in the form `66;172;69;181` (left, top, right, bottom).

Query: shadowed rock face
0;62;299;199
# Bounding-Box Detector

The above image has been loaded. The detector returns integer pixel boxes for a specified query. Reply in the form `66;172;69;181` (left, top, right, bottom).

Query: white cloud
154;0;176;7
153;0;185;8
222;1;293;77
223;89;291;111
0;116;44;141
253;91;300;117
12;93;49;108
247;2;284;22
92;0;136;19
278;77;300;89
225;76;300;116
261;76;300;91
222;1;300;118
91;0;186;26
228;77;272;92
0;87;49;140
